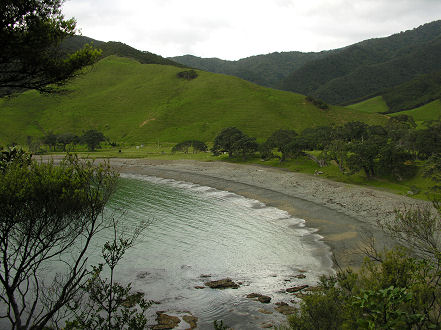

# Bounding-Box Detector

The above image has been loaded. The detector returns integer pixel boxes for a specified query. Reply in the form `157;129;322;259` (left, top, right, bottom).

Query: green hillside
62;36;183;67
281;20;441;105
347;96;389;113
390;100;441;125
0;56;386;145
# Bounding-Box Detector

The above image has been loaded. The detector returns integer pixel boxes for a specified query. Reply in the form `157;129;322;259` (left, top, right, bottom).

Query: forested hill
280;20;441;105
170;50;334;88
62;35;184;67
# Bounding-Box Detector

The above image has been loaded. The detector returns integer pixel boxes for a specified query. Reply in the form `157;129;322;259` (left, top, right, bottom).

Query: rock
258;308;273;315
194;286;205;289
152;312;181;329
136;271;150;279
286;285;309;293
258;295;271;304
261;322;274;328
246;293;262;299
275;304;297;315
200;274;211;278
182;315;198;329
275;302;288;306
294;274;306;279
246;293;271;303
205;278;239;289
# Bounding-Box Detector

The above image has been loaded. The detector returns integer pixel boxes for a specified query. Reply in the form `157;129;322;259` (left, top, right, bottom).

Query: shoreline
40;156;432;268
108;158;431;268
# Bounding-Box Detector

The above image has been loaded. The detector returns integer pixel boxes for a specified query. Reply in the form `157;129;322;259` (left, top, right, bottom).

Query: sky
63;0;441;60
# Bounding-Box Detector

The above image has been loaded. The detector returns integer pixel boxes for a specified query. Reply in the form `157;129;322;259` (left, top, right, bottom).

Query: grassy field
389;99;441;126
346;96;389;113
0;56;386;145
347;96;441;128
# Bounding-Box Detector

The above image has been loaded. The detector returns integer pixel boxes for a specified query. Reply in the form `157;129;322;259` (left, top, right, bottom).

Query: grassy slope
348;96;441;126
390;100;441;125
0;56;386;145
347;96;389;113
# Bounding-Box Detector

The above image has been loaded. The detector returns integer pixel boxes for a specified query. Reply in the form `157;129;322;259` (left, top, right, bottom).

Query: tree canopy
0;0;101;97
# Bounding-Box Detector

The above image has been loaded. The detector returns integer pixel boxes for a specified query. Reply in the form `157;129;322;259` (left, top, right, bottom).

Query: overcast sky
63;0;441;60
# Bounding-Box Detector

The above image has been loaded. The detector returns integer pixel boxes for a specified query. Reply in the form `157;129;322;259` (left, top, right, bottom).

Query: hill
62;35;184;67
0;56;386;145
280;20;441;105
381;70;441;113
170;50;334;89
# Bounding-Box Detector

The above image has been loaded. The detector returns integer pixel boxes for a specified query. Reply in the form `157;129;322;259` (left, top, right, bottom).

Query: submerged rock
153;312;181;329
294;274;306;279
275;303;297;315
205;278;239;289
182;315;198;329
286;285;309;293
258;308;273;315
258;295;272;304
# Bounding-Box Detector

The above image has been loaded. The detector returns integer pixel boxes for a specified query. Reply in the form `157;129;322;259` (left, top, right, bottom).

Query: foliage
171;140;207;153
0;0;101;97
305;96;328;110
288;246;441;329
211;127;244;157
81;129;106;151
177;70;198;80
265;129;298;161
0;153;118;329
231;135;258;160
66;219;151;330
383;69;441;113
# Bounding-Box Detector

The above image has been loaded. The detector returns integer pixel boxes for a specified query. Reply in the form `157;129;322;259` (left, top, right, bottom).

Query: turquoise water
102;174;333;329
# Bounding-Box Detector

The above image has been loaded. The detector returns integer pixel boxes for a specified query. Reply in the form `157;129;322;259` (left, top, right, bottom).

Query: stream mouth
101;174;334;329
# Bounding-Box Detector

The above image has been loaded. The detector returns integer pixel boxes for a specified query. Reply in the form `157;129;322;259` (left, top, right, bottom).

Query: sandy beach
104;158;431;268
41;156;432;267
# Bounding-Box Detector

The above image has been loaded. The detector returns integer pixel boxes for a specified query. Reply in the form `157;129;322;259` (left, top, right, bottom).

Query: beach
106;158;431;267
40;156;432;267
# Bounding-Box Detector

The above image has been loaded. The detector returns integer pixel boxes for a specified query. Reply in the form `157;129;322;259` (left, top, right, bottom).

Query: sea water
102;174;334;329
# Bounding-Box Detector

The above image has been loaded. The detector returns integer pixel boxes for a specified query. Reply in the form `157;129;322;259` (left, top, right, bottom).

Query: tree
231;135;258;160
211;127;245;158
42;132;58;151
0;153;118;329
172;140;207;154
0;0;101;97
81;130;105;151
346;136;385;178
57;133;79;152
266;129;298;162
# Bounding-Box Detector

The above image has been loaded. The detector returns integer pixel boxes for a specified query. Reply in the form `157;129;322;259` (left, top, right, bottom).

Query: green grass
346;96;390;113
0;56;386;145
390;99;441;126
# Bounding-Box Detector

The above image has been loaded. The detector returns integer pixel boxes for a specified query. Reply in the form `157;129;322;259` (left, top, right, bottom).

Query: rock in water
183;315;198;329
286;285;309;293
275;304;297;315
204;278;239;289
258;295;272;303
153;312;181;329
